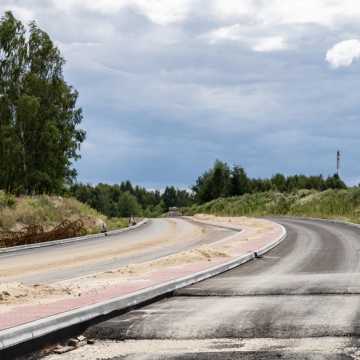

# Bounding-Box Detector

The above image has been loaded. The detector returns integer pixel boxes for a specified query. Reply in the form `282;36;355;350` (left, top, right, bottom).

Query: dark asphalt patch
85;295;360;340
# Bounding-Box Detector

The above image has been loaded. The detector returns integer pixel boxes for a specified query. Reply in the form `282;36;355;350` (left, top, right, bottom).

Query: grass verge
183;188;360;224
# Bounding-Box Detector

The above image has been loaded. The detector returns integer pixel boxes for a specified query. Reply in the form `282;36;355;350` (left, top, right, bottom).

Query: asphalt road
0;218;236;284
83;218;360;360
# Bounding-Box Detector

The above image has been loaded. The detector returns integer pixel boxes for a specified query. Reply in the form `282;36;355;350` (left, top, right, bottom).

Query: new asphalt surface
82;218;360;359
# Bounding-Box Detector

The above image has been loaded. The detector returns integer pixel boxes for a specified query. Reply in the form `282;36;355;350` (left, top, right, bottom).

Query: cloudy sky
2;1;360;188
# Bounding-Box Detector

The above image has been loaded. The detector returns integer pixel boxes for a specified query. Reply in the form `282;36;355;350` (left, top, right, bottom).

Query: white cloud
206;24;287;52
211;0;256;20
212;0;360;27
132;0;193;25
326;40;360;68
52;0;193;25
6;0;360;28
51;0;126;14
51;0;360;28
252;36;287;52
258;0;355;27
208;24;243;42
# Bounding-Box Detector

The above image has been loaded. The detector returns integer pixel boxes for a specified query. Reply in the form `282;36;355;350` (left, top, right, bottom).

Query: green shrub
0;191;16;208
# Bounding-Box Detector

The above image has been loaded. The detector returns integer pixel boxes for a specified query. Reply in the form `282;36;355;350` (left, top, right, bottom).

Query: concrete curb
0;221;287;351
0;219;149;255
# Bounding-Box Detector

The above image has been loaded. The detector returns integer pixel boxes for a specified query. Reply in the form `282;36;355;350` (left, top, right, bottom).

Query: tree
161;186;194;209
192;160;231;203
117;191;142;217
0;12;85;194
174;189;194;207
230;165;250;196
325;174;346;190
271;174;287;192
211;160;231;198
69;181;171;218
192;169;213;204
162;186;178;209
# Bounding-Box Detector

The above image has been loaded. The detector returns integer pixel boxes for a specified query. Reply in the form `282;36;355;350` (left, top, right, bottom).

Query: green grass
183;188;360;224
106;217;129;230
0;191;128;233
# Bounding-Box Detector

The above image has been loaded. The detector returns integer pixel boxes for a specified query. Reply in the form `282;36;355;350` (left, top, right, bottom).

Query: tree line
69;182;194;218
69;160;346;218
192;160;346;204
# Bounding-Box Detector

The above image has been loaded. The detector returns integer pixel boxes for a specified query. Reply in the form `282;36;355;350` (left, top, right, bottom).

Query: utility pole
336;150;340;176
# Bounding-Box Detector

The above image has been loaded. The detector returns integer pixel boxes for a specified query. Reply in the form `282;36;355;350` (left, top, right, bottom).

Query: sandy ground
193;214;275;231
0;282;78;305
0;216;280;313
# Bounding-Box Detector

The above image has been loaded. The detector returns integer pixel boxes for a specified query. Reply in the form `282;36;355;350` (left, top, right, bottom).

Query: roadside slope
0;192;128;246
185;188;360;224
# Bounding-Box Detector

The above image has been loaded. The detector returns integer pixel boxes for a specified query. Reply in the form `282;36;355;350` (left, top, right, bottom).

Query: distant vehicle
168;207;181;217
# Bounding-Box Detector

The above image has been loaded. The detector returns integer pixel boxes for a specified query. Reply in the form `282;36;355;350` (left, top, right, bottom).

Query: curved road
81;218;360;360
0;218;236;284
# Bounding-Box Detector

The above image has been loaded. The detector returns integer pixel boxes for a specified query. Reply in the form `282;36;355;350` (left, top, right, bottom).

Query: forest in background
68;160;347;218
